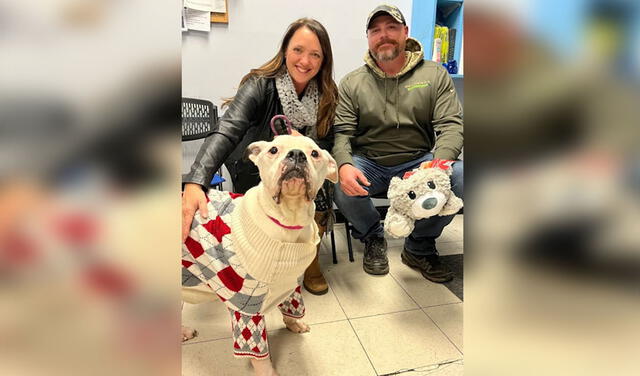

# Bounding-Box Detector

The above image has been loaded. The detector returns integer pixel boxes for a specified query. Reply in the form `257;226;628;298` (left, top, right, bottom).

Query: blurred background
464;0;639;375
0;0;181;375
1;0;639;375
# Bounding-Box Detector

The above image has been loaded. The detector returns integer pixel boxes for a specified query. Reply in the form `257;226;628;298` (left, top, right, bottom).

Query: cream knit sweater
230;189;319;312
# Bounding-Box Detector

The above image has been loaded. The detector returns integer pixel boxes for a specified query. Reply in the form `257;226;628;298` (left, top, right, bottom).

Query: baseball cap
366;4;406;31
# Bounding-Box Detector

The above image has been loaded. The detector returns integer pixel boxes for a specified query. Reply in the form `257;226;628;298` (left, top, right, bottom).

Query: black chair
329;192;389;264
181;97;224;189
182;97;218;141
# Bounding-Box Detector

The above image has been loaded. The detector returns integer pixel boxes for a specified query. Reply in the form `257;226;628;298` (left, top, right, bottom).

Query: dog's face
247;135;338;203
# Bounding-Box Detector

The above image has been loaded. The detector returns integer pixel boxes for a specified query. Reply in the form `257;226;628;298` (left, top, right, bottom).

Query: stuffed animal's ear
246;141;269;164
322;150;338;183
440;193;463;216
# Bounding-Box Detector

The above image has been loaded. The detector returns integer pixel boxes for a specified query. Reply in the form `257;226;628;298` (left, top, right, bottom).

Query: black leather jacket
183;76;333;194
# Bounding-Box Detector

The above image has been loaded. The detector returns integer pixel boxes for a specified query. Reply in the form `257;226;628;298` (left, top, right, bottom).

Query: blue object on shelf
210;174;225;186
447;60;458;74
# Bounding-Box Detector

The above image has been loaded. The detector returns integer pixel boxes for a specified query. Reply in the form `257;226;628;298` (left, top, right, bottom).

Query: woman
182;18;338;296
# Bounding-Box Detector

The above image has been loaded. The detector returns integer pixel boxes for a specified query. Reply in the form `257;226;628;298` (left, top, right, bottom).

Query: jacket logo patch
405;81;431;91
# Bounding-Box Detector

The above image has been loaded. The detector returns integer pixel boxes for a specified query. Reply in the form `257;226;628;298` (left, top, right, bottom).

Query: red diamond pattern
217;266;244;292
203;216;231;243
184;236;204;258
277;286;306;319
230;310;268;359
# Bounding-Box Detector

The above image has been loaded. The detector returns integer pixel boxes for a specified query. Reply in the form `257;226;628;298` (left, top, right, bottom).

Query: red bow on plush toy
403;159;454;179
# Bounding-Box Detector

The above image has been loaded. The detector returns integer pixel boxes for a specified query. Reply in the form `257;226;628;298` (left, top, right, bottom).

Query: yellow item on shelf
433;25;449;63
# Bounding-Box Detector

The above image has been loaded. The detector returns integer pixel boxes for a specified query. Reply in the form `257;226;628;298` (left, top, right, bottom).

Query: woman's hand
290;129;303;137
182;183;208;242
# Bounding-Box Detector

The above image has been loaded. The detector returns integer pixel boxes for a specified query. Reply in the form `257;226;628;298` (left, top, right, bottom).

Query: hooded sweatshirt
332;38;463;168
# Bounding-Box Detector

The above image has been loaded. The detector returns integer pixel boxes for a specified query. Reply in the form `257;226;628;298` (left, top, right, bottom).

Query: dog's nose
422;197;438;210
286;149;307;163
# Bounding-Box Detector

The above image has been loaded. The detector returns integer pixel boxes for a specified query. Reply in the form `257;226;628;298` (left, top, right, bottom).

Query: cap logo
367;4;405;30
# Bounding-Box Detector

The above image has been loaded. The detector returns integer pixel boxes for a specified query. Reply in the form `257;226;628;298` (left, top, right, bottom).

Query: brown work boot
303;252;328;295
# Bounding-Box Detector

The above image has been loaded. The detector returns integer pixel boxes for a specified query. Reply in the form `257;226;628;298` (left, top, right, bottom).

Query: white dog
182;135;337;376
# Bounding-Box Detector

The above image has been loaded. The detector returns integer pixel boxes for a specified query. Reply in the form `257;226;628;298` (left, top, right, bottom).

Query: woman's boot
303;215;328;295
303;249;328;295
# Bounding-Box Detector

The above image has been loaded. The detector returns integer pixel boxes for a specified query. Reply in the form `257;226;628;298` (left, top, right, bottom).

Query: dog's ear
246;141;269;164
322;150;338;183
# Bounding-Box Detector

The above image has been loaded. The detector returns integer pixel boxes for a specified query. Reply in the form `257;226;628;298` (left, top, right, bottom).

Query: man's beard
373;44;400;62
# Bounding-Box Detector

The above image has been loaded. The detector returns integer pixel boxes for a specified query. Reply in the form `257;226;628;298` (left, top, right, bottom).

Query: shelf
412;0;464;73
451;74;463;79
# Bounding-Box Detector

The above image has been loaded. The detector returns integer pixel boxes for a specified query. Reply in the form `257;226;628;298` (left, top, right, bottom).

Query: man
332;4;463;282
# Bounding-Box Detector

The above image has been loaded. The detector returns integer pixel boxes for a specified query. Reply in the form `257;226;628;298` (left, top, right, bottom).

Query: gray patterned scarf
275;69;319;140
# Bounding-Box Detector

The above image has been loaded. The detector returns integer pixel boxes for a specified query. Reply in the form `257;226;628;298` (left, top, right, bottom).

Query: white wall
182;0;413;107
181;0;413;175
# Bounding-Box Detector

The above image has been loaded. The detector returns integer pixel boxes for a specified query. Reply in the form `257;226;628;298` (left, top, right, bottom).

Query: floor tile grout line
344;318;382;376
346;307;423;322
389;271;463;356
419;301;463;309
421;307;463;355
182;335;232;346
327;270;381;376
378;358;464;376
182;317;356;347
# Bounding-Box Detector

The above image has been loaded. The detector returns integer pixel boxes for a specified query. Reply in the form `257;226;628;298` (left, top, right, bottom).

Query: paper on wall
212;0;226;13
184;0;214;12
185;8;211;32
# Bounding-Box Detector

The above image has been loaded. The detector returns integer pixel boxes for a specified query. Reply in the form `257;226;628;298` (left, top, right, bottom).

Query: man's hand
182;183;208;242
338;164;370;196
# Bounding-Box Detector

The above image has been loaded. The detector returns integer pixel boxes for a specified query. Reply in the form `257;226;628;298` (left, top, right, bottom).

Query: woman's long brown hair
223;18;337;138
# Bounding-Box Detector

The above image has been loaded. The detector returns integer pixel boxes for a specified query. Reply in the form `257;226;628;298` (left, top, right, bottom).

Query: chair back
181;98;217;141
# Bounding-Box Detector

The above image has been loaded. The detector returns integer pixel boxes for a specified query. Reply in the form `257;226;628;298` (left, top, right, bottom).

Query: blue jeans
333;153;464;257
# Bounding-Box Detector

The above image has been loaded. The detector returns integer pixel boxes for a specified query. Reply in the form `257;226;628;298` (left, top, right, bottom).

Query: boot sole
303;281;329;295
363;264;389;275
401;254;453;283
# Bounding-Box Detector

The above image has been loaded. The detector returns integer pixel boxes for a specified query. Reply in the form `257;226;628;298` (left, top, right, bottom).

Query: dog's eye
311;150;319;158
407;191;416;200
269;147;278;154
427;181;436;189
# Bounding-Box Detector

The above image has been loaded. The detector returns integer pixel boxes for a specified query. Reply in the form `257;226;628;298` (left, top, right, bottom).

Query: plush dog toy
384;159;463;238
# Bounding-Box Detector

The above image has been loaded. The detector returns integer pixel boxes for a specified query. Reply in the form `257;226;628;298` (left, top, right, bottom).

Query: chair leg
330;230;338;264
345;221;354;262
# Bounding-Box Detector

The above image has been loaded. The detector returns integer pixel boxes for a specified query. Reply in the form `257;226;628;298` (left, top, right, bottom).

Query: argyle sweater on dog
181;189;318;316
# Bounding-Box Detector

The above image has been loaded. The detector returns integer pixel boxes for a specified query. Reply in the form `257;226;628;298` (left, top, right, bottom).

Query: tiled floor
182;215;463;376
